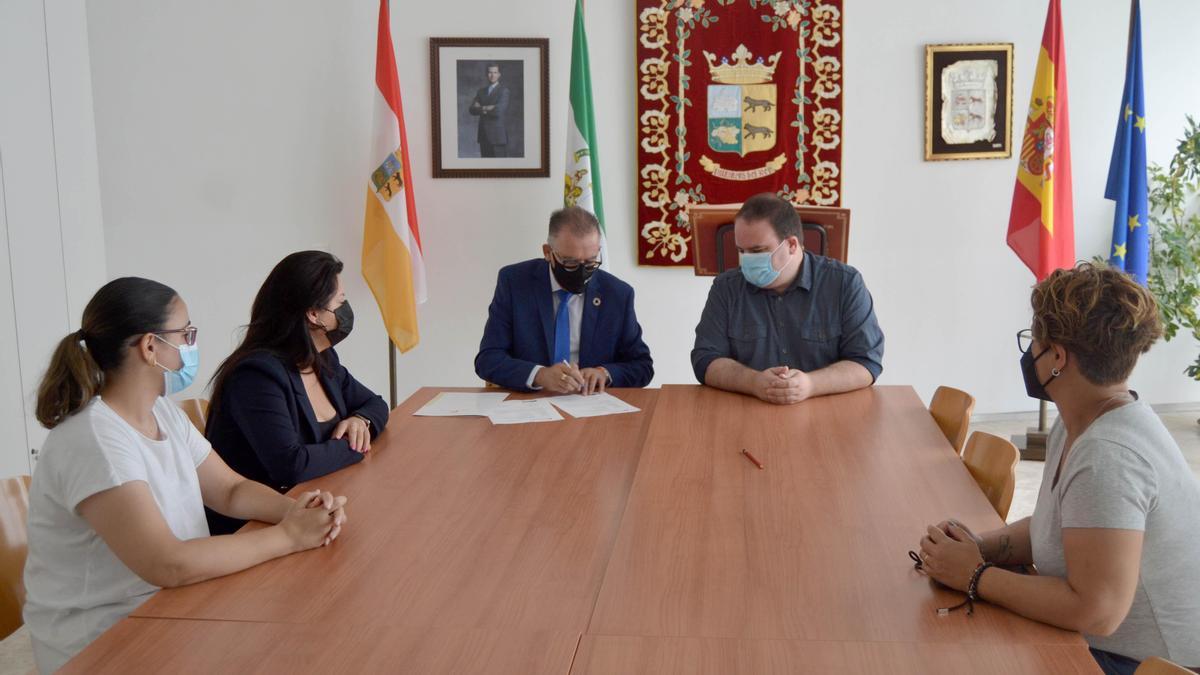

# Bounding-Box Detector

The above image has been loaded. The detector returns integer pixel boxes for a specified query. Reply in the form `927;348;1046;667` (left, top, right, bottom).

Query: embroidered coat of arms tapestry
635;0;844;266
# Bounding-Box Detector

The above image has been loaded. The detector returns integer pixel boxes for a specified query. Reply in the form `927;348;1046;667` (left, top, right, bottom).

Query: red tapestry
635;0;844;266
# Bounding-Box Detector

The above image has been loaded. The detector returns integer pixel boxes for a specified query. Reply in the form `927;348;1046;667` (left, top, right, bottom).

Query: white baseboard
974;401;1200;423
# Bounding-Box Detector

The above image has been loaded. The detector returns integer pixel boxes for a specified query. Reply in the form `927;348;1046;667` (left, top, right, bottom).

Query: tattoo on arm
995;535;1014;564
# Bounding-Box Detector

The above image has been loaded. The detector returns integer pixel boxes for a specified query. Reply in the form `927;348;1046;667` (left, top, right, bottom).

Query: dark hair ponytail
36;277;178;428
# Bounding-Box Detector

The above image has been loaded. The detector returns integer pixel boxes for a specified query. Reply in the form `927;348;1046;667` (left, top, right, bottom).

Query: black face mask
325;301;354;347
550;258;596;295
1020;346;1057;401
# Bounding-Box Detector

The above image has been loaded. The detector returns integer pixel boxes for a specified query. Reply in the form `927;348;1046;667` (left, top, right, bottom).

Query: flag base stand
1012;400;1050;461
388;338;397;410
1012;430;1048;461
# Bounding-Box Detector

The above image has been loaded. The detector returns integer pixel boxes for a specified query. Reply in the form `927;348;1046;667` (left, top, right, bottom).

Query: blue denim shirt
691;251;885;383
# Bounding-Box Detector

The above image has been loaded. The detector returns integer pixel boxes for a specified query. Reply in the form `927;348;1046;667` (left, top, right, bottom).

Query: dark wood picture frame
924;43;1013;161
430;37;549;178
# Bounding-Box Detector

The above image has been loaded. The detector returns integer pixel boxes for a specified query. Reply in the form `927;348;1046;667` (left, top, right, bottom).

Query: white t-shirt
23;396;211;673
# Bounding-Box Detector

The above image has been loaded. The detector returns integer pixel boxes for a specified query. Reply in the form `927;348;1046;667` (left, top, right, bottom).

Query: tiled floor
3;409;1196;675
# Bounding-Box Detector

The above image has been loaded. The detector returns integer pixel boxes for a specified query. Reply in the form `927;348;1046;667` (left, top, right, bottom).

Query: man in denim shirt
691;193;884;404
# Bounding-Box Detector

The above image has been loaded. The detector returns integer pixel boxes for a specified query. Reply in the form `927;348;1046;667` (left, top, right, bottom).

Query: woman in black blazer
205;251;388;534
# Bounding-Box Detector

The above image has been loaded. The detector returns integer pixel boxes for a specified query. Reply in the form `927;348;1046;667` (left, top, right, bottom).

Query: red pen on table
741;448;765;470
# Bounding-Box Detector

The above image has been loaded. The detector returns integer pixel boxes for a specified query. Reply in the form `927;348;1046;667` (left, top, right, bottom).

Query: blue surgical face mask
153;335;200;395
739;240;788;288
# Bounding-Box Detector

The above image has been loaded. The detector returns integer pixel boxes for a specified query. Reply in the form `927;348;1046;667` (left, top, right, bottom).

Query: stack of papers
485;399;564;425
413;392;509;417
547;393;642;418
412;391;642;425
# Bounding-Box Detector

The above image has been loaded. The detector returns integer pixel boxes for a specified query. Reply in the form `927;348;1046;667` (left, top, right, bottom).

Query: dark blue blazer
469;84;510;145
204;348;388;534
474;258;654;391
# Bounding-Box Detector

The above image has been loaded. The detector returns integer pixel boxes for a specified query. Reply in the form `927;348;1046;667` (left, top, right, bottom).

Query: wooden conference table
65;385;1099;673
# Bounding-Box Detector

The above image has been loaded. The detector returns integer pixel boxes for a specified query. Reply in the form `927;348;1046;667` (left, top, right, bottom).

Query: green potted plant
1147;116;1200;378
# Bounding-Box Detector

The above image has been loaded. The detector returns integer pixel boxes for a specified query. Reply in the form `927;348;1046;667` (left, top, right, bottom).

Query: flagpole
1006;0;1072;462
1012;400;1050;461
388;339;397;409
366;0;423;411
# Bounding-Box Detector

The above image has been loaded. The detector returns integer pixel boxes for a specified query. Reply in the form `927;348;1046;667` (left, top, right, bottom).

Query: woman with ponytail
23;277;350;673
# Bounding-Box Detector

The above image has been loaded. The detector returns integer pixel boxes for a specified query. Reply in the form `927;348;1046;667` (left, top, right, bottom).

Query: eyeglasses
154;325;198;346
552;250;602;272
1016;329;1034;354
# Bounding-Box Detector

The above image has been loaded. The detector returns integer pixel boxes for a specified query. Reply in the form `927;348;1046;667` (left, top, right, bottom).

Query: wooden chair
178;398;210;435
929;386;975;455
0;475;32;640
961;431;1019;521
1135;657;1197;675
689;203;851;276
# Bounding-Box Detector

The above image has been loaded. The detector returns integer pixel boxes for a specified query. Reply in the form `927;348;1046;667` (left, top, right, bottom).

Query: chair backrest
1134;657;1196;675
961;431;1019;521
714;222;830;274
178;398;210;435
929;386;976;455
0;475;32;640
688;203;851;276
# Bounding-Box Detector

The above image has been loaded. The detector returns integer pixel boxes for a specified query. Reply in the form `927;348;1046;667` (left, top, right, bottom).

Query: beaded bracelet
939;561;995;616
908;552;994;617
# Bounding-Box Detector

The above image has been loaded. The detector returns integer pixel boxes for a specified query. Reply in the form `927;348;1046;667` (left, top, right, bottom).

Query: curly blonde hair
1031;262;1163;385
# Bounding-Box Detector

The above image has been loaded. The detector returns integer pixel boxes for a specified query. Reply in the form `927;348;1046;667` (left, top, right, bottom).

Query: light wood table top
588;386;1082;646
572;635;1098;674
131;387;659;634
68;384;1098;673
62;618;579;675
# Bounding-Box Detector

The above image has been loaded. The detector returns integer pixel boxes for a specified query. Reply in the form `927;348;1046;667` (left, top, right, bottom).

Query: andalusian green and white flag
563;0;606;263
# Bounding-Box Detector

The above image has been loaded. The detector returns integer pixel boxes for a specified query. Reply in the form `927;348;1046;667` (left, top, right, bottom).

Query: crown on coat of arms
704;44;781;85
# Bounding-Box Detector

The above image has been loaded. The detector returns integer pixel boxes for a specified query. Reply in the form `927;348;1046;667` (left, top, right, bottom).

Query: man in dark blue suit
468;63;510;158
475;207;653;393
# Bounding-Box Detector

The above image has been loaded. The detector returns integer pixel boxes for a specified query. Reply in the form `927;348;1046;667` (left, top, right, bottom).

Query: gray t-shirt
1030;400;1200;666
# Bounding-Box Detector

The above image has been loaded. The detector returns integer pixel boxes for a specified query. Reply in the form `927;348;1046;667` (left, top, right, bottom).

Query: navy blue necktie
553;289;572;364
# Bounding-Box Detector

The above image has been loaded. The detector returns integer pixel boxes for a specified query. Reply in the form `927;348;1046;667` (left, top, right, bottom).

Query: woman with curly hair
918;262;1200;675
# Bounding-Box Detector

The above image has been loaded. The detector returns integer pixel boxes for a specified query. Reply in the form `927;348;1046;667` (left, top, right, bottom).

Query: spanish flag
1008;0;1075;281
362;0;425;352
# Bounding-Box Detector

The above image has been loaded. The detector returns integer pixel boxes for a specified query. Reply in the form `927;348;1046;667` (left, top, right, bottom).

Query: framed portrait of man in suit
430;37;549;178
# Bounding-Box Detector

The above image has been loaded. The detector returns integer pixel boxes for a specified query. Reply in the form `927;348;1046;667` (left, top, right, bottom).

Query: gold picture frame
924;43;1013;161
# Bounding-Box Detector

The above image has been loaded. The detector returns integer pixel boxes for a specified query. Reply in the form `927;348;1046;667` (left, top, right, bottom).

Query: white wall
0;0;107;478
85;0;1200;415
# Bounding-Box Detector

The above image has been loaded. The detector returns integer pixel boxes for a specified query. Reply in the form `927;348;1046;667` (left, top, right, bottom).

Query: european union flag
1105;0;1149;285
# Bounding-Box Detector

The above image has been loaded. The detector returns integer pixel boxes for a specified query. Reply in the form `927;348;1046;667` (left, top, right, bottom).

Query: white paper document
485;399;564;425
413;392;510;417
546;393;642;419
